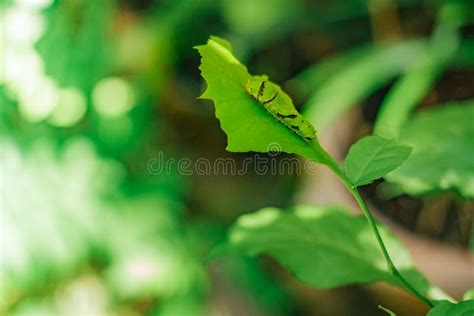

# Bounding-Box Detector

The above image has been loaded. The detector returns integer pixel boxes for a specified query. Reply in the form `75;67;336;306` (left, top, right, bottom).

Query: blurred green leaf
378;305;396;316
220;255;291;314
37;1;114;92
222;205;431;294
0;138;118;288
153;294;207;316
385;101;474;198
11;299;56;316
464;289;474;301
301;40;425;131
195;36;327;162
374;21;460;139
290;43;375;99
427;300;474;316
0;137;206;312
345;135;412;187
453;39;474;67
222;0;302;41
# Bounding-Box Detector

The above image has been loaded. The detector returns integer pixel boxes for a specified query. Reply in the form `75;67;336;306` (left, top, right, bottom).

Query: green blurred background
1;0;473;315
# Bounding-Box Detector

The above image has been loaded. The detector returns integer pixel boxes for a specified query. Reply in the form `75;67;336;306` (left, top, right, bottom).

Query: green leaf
344;136;412;187
374;22;460;139
301;40;426;131
427;300;474;316
223;205;431;295
385;102;474;198
291;43;376;100
195;36;328;163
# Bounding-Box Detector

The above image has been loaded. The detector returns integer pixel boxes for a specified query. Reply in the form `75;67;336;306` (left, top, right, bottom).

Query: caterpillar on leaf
246;77;316;141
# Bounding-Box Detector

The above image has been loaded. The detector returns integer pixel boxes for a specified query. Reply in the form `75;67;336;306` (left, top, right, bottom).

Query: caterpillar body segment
246;78;316;141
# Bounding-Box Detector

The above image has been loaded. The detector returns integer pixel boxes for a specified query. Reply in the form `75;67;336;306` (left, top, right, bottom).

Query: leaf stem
310;141;434;307
349;187;434;307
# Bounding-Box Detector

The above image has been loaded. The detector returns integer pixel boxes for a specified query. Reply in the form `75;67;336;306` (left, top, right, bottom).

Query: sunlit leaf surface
196;36;325;162
223;205;431;294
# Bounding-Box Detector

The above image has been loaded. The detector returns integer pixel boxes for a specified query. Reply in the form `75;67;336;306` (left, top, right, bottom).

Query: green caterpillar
246;77;316;141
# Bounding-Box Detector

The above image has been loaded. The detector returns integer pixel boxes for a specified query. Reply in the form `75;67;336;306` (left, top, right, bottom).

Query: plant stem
311;141;434;307
349;187;434;307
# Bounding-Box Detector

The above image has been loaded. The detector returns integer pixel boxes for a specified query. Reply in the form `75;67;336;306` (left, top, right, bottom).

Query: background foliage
1;0;473;315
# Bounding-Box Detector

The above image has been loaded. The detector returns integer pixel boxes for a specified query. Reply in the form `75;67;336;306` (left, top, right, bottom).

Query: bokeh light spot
15;0;53;10
3;7;44;44
48;88;87;127
18;76;58;122
1;48;44;91
92;77;135;118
